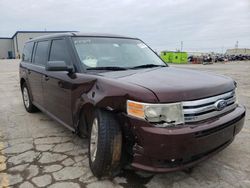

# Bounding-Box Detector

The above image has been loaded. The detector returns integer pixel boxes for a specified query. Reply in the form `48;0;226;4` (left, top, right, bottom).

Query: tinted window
22;42;34;62
33;41;49;66
49;39;70;65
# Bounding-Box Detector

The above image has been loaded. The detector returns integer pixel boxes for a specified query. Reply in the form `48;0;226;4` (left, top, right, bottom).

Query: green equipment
160;51;188;64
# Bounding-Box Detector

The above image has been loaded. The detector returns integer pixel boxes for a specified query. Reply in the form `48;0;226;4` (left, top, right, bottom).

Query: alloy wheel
90;118;99;162
23;87;30;108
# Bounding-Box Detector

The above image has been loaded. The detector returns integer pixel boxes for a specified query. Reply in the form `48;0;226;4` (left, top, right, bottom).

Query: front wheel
88;109;122;178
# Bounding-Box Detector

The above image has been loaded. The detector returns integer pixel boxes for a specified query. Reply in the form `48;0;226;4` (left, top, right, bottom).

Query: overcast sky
0;0;250;52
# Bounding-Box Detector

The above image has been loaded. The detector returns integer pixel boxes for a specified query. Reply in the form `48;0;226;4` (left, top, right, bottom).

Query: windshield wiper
86;66;128;71
130;64;166;69
86;64;166;71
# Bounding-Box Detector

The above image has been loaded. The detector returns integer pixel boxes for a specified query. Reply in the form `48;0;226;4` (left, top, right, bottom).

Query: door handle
58;81;62;88
43;75;50;81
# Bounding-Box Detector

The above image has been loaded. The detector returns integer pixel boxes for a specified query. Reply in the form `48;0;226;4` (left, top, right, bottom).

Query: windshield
72;37;166;69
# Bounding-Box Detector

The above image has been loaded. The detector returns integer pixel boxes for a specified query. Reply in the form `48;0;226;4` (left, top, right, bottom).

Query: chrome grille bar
182;90;237;123
182;90;235;107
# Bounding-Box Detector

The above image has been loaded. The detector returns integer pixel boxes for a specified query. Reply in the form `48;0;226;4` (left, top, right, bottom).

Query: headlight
127;100;184;126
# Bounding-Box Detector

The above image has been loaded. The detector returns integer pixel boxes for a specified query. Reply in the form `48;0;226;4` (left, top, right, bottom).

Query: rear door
25;40;50;108
20;41;34;83
43;38;73;128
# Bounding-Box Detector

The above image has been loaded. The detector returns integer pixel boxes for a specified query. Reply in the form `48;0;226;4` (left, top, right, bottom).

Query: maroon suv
19;33;246;178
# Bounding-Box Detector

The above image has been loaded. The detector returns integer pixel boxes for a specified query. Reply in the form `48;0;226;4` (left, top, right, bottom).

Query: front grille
182;90;237;123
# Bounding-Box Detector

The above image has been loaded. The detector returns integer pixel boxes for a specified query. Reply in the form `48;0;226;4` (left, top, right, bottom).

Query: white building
0;31;74;59
187;51;211;57
226;48;250;55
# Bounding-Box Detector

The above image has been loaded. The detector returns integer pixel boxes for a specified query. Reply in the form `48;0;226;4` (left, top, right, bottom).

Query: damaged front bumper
125;105;246;173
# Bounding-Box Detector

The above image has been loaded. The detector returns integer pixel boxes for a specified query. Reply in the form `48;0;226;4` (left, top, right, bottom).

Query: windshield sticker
113;43;120;47
74;39;91;45
137;43;147;48
82;58;97;67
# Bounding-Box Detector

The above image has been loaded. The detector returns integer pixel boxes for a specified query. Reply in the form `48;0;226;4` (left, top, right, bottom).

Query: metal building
0;31;74;59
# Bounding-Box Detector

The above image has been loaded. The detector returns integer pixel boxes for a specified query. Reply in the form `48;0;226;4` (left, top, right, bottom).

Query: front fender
72;74;158;130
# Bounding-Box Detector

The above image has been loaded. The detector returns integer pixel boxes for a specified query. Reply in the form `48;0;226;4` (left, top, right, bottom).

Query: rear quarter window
22;42;34;62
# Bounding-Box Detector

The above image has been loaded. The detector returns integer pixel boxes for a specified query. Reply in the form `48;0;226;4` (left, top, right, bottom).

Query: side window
49;39;70;65
22;42;34;62
33;41;50;66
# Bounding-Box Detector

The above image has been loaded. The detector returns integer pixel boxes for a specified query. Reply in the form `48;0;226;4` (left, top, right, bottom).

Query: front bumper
126;105;246;173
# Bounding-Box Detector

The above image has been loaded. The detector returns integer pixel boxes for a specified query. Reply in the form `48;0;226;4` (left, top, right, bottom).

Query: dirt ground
0;59;249;188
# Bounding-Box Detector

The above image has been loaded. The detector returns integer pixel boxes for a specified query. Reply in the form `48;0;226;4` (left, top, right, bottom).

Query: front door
43;39;73;128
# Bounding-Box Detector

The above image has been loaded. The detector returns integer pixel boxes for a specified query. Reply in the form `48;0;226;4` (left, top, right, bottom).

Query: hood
98;67;235;102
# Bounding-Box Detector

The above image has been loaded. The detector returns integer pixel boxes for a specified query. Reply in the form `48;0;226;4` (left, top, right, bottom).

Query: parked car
20;33;246;178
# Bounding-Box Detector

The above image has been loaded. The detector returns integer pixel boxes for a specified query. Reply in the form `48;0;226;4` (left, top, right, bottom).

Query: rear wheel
21;82;38;113
88;109;122;178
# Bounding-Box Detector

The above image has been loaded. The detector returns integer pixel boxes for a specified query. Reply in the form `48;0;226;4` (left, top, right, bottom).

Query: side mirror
46;61;73;73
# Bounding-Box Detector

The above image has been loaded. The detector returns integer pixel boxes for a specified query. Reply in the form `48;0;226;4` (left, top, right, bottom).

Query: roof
28;32;137;42
73;32;135;39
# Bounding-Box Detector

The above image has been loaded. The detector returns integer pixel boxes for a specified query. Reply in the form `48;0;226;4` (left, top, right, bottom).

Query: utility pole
180;41;183;52
235;41;239;48
235;41;238;54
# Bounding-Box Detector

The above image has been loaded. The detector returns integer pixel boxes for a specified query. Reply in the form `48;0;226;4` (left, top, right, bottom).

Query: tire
21;82;38;113
78;113;89;138
88;109;122;178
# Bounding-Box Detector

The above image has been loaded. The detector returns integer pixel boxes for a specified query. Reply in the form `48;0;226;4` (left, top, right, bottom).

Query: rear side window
22;42;34;62
49;39;70;65
33;41;50;66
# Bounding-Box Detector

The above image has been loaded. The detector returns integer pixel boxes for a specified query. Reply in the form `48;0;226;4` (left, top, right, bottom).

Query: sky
0;0;250;53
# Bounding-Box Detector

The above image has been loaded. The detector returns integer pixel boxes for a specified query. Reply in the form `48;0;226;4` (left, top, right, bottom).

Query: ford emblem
214;99;227;111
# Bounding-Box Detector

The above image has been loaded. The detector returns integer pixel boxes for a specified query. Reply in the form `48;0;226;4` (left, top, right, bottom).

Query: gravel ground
0;59;249;188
